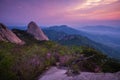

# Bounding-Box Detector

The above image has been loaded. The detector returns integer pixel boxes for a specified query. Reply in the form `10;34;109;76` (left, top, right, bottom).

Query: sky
0;0;120;27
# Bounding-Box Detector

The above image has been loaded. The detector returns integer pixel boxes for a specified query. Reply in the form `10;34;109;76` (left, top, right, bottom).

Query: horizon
0;0;120;27
1;1;120;79
7;22;120;30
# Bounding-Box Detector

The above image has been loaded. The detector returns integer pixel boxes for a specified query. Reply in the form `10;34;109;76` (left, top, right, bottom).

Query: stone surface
27;21;49;41
38;67;120;80
0;23;25;44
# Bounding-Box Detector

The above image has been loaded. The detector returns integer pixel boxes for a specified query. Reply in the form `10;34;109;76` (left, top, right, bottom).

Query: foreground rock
27;21;49;41
38;67;120;80
0;23;24;44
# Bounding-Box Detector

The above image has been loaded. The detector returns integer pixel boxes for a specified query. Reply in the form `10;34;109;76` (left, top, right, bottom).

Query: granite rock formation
0;23;24;44
27;21;49;41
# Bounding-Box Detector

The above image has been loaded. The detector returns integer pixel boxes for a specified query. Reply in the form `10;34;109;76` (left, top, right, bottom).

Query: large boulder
0;23;25;44
27;21;49;41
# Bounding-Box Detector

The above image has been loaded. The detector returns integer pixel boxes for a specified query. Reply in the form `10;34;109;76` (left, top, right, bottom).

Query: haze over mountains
1;22;120;80
79;25;120;47
42;25;120;59
42;25;120;47
7;24;120;59
0;0;120;79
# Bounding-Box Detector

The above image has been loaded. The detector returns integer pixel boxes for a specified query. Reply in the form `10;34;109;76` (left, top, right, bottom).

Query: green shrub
0;41;120;80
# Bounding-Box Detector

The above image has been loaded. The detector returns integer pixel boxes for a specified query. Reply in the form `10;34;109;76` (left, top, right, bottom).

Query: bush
0;41;120;80
102;58;120;72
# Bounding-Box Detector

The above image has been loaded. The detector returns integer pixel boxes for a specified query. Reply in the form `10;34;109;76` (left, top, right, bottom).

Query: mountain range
6;24;120;59
42;26;120;59
1;22;120;80
79;25;120;48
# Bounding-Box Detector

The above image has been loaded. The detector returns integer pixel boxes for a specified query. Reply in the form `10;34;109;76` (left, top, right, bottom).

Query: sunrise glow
0;0;120;26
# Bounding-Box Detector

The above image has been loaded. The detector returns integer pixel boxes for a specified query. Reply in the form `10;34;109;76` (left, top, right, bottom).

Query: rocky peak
0;23;25;45
28;21;37;29
27;21;49;41
0;23;7;30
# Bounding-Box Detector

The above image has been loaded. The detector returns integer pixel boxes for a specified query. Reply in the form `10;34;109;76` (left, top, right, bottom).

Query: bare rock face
39;67;120;80
27;21;49;41
0;23;25;44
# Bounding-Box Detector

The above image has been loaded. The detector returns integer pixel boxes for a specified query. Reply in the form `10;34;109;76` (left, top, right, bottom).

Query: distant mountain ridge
6;24;120;59
79;25;120;49
43;25;120;59
44;25;120;49
8;26;27;30
80;25;120;32
46;25;86;35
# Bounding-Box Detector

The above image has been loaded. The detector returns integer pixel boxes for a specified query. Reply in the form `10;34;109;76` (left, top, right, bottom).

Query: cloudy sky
0;0;120;27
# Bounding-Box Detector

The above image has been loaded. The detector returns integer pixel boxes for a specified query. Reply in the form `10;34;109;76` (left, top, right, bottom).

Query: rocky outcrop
39;67;120;80
0;23;25;44
27;21;49;41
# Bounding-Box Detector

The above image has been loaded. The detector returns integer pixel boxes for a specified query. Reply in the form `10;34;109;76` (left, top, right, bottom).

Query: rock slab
0;23;24;44
39;67;120;80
